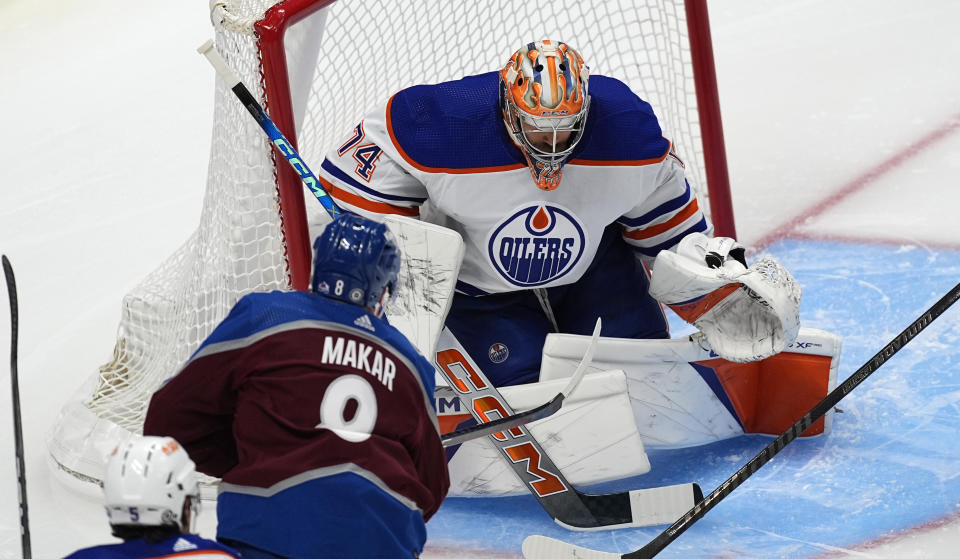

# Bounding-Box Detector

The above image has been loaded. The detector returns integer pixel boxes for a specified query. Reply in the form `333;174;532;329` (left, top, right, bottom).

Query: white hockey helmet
103;436;200;532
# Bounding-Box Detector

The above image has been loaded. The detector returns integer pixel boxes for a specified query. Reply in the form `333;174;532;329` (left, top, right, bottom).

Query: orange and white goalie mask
500;40;590;191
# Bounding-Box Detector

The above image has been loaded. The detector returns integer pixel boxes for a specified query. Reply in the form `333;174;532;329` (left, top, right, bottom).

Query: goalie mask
312;214;401;317
500;40;590;191
103;436;200;532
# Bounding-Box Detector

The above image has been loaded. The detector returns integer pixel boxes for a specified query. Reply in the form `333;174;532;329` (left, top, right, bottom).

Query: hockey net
47;0;734;490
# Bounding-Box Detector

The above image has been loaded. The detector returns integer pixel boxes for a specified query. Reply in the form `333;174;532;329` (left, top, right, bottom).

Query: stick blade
522;535;621;559
625;482;703;527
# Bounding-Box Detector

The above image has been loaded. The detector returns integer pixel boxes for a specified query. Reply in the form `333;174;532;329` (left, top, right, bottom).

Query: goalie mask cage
47;0;734;490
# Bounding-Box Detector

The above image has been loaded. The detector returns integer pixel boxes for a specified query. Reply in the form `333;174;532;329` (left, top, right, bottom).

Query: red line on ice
754;112;960;250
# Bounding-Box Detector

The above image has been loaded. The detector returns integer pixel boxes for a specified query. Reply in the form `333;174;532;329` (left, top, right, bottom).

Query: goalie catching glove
648;233;801;362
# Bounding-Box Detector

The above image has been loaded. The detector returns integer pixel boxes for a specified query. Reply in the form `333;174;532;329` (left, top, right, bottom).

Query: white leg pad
444;369;650;496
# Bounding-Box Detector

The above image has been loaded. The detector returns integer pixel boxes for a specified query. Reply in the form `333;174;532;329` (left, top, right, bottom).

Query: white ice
2;0;960;557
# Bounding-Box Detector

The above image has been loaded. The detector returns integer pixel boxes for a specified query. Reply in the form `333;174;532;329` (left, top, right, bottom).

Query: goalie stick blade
522;535;621;559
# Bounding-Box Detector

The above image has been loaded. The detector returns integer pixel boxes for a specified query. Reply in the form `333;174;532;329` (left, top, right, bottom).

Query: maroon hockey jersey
143;290;449;558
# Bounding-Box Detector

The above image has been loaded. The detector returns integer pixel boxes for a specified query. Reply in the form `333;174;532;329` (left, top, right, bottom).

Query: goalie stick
439;318;702;530
522;280;960;558
3;255;32;559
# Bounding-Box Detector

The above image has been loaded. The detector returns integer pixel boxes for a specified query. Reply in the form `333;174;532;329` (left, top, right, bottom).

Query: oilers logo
488;342;509;364
488;204;585;287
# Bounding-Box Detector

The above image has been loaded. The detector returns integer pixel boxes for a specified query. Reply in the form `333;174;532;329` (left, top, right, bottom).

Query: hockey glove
648;232;801;362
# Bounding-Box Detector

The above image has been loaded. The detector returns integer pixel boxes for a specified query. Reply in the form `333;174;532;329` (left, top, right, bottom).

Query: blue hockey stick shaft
197;40;342;221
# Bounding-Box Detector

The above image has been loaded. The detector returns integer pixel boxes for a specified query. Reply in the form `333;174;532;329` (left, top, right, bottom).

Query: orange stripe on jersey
568;147;670;167
156;550;239;557
386;95;526;175
668;282;740;323
667;140;686;168
319;176;419;217
622;198;700;240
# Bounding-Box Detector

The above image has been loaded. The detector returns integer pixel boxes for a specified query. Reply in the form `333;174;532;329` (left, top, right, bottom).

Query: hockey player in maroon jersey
143;214;449;559
64;436;242;559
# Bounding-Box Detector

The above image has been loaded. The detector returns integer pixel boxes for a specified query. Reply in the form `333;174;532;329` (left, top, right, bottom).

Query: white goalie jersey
315;71;710;296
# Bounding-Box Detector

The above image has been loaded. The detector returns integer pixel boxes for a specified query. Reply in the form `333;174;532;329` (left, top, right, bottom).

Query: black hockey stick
439;318;702;530
522;281;960;558
3;255;31;559
440;387;572;447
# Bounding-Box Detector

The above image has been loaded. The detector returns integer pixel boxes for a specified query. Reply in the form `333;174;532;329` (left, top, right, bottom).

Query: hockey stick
440;316;597;447
197;39;342;221
439;318;702;530
3;255;31;559
522;281;960;558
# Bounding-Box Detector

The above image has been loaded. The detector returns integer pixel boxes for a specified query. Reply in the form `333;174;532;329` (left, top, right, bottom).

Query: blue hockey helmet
311;214;401;315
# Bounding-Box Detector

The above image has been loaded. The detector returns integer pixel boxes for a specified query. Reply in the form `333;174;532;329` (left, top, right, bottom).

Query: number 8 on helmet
311;214;402;318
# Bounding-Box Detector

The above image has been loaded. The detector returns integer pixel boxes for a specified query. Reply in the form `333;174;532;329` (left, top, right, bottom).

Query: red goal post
47;0;734;491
